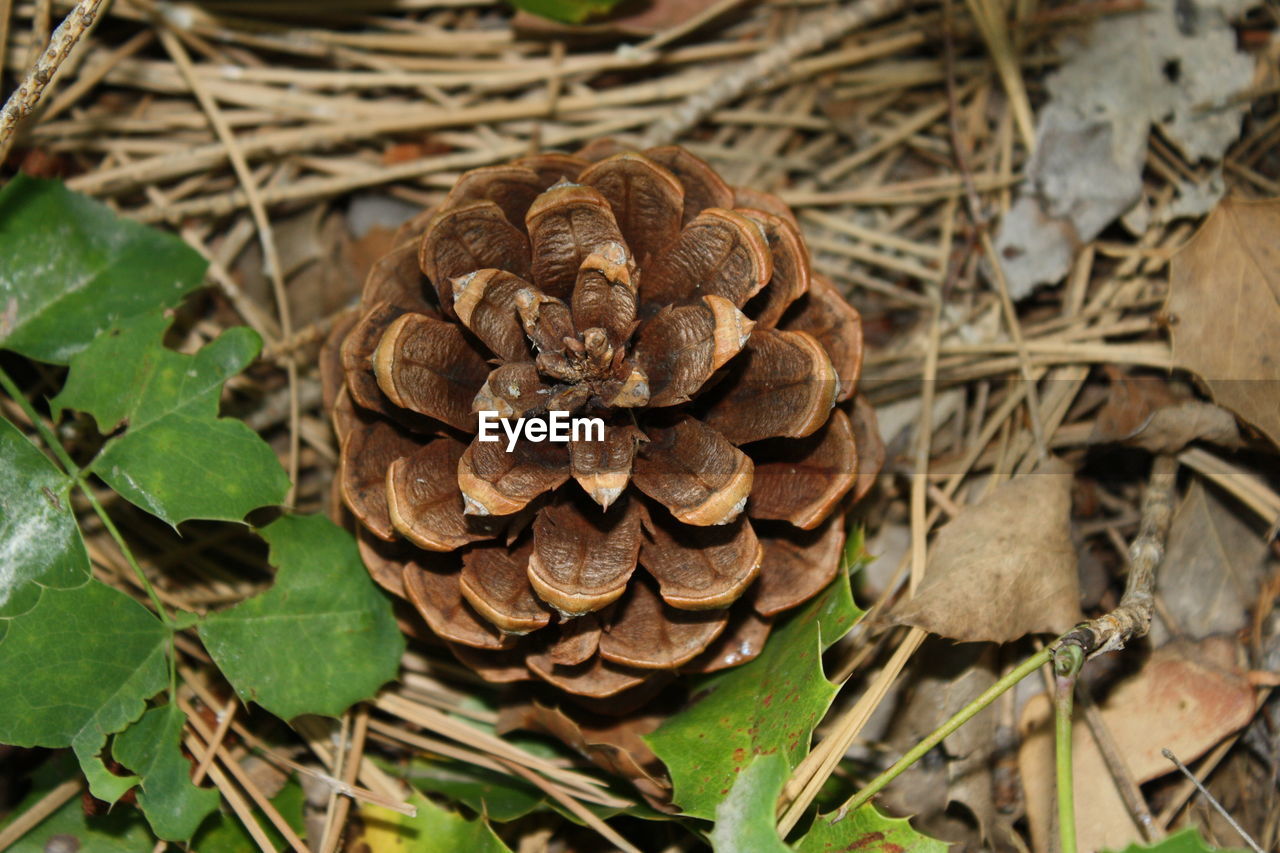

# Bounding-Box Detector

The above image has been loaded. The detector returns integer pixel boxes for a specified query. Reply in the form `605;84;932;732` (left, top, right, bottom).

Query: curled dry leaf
1167;197;1280;449
890;457;1081;643
1019;637;1256;853
1091;368;1243;453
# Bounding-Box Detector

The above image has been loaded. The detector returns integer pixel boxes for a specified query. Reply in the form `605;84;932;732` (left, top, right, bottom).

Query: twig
641;0;909;146
1162;749;1264;853
1077;682;1161;842
1058;455;1177;658
0;0;108;162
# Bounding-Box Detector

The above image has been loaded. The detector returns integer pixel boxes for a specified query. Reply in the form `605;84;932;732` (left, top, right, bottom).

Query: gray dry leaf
1149;480;1267;645
993;0;1254;298
881;641;998;841
891;457;1081;643
1127;400;1243;452
1167;197;1280;449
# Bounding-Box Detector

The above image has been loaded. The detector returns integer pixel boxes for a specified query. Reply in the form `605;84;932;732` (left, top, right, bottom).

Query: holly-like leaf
0;174;205;365
198;514;404;720
113;704;220;842
0;754;156;852
51;312;290;526
506;0;624;24
352;792;511;852
1104;828;1247;852
793;806;948;853
707;753;791;853
646;531;867;820
0;417;90;619
0;579;169;802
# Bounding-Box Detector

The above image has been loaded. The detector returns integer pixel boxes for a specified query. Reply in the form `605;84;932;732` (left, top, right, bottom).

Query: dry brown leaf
1091;367;1179;441
890;458;1082;643
1019;636;1256;853
1168;197;1280;449
497;699;676;812
1149;480;1267;644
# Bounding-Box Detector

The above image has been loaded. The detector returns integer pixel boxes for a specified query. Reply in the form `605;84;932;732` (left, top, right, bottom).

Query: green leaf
0;417;90;619
198;514;405;720
708;753;791;853
0;579;169;802
112;704;220;841
0;755;156;852
51;312;290;526
645;531;868;820
0;174;206;365
1104;828;1248;852
407;757;546;822
793;806;949;853
354;792;512;852
505;0;625;25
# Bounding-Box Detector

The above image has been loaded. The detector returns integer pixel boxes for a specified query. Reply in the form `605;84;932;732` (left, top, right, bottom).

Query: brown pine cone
322;143;882;701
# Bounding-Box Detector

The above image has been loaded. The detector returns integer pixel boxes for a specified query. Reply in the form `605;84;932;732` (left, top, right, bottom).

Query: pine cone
323;143;882;701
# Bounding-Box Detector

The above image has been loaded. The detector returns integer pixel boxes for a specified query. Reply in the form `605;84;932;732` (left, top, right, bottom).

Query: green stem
80;482;180;694
0;364;79;476
1054;645;1083;853
80;484;173;627
840;646;1053;816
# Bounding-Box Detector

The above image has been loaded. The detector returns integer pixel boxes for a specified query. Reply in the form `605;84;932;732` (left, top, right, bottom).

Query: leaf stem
0;364;80;477
1054;645;1083;853
79;481;180;693
79;484;172;626
1;363;179;693
838;645;1053;817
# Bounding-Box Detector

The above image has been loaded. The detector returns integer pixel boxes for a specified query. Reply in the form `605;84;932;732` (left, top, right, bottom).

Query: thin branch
641;0;909;146
0;0;109;161
1058;455;1177;658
